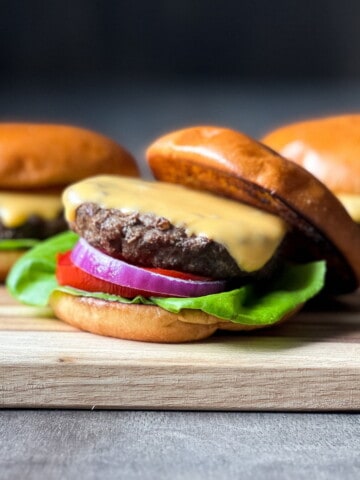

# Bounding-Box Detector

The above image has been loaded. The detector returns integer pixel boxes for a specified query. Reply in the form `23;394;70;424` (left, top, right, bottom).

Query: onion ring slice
71;238;227;298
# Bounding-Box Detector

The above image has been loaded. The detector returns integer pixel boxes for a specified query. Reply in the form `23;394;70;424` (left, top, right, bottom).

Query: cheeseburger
7;127;360;343
262;114;360;223
0;123;139;280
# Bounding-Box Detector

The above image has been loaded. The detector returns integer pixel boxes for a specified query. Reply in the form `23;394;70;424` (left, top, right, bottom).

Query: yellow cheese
0;192;62;228
337;194;360;223
63;175;287;272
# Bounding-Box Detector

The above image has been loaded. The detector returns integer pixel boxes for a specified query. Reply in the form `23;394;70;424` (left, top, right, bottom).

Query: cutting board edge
2;363;359;410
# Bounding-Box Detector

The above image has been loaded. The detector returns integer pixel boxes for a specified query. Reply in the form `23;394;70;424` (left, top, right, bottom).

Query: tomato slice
144;266;210;281
56;251;207;299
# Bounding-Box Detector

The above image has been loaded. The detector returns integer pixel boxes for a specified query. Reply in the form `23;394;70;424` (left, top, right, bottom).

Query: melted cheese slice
63;175;287;272
337;194;360;223
0;192;62;228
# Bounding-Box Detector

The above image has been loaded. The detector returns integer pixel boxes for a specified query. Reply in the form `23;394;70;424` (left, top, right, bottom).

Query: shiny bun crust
262;114;360;194
147;126;360;292
49;291;294;343
0;123;139;189
0;250;26;282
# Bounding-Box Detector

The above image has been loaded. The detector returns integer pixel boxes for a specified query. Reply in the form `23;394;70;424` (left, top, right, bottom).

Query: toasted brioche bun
50;291;297;343
262;115;360;223
0;123;139;279
147;126;360;293
0;123;139;189
262;115;360;195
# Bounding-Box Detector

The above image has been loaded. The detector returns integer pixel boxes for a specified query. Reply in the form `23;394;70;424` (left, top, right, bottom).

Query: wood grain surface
1;286;359;411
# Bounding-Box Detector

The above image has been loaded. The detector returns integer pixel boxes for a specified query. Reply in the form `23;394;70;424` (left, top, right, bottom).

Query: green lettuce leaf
0;238;40;250
6;230;326;325
6;230;79;306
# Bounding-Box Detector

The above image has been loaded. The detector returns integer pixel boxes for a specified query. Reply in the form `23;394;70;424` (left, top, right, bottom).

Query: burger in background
0;123;139;280
262;114;360;223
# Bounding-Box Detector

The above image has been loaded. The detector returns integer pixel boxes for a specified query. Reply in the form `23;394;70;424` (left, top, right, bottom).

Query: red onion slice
70;238;227;298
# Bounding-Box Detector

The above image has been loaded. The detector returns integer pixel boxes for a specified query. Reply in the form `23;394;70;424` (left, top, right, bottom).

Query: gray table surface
1;411;359;480
1;79;360;479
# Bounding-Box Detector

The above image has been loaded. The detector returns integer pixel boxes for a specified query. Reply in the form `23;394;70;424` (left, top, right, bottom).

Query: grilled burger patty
72;202;251;279
0;213;67;240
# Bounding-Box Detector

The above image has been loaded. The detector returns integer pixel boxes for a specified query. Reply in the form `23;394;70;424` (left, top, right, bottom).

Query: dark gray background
1;0;360;82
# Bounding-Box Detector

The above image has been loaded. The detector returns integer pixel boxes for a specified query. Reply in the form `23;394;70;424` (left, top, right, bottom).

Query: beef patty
0;213;67;241
71;202;279;280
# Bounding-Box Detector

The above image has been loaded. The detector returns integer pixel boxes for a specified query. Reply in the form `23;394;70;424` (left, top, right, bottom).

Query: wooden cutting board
1;286;359;410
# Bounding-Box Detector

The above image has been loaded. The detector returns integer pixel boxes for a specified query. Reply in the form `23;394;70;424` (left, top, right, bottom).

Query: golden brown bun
0;250;26;282
0;123;139;189
262;115;360;194
0;123;139;279
49;291;296;343
147;126;360;293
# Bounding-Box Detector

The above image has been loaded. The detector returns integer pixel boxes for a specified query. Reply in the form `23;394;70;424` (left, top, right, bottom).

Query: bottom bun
0;250;27;282
50;291;299;343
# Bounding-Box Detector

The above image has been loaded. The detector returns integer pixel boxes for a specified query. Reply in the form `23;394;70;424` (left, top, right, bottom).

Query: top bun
147;125;360;293
261;114;360;195
0;123;139;189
